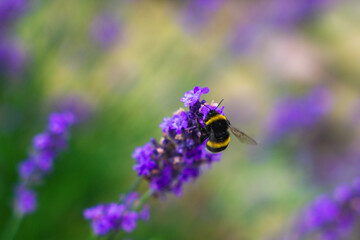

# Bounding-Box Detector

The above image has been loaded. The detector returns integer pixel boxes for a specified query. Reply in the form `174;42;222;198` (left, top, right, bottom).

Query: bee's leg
200;133;209;143
195;119;209;143
186;126;197;132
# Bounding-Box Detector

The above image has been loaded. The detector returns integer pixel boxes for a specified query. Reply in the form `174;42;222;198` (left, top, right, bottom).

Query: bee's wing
228;125;258;145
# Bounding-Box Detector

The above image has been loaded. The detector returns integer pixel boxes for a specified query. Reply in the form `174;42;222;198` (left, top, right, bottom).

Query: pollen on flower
156;147;164;154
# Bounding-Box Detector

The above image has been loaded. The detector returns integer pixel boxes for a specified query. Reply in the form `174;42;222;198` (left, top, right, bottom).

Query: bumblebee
198;100;257;153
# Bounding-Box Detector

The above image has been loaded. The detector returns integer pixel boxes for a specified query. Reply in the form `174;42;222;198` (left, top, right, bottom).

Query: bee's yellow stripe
205;114;227;126
206;137;230;149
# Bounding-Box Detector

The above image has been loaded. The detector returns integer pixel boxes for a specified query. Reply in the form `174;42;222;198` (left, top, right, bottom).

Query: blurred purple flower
85;86;226;236
121;212;138;233
265;0;333;27
227;21;261;56
84;192;149;236
0;0;28;28
48;112;75;134
54;95;94;123
14;111;77;216
0;40;26;76
227;0;336;56
0;0;30;78
32;150;55;172
90;13;121;48
18;160;37;182
133;86;222;196
139;205;150;221
293;178;360;239
33;133;52;150
179;0;225;33
266;86;332;140
14;185;37;216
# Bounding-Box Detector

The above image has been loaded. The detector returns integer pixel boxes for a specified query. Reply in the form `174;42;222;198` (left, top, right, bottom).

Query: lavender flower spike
90;13;121;49
13;186;37;216
266;86;332;140
85;86;224;237
13;111;76;216
84;192;150;236
292;178;360;240
134;86;222;197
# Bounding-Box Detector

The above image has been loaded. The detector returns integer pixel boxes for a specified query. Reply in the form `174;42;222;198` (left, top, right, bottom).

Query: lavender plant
227;0;336;56
0;0;28;78
84;86;224;237
266;86;332;141
1;111;76;240
90;13;122;49
15;111;76;215
0;0;28;28
84;192;150;236
178;0;225;33
289;178;360;240
0;40;26;77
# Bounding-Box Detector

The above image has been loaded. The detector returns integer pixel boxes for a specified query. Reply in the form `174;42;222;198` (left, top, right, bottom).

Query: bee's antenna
202;99;224;110
216;99;224;109
203;104;211;110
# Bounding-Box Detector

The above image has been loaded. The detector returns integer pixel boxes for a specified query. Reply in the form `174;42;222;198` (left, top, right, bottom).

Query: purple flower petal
84;205;105;220
159;117;172;132
139;205;150;221
14;186;37;215
33;133;52;150
18;159;36;181
90;13;121;48
171;111;188;134
121;212;138;233
92;218;112;236
180;86;210;108
14;111;77;216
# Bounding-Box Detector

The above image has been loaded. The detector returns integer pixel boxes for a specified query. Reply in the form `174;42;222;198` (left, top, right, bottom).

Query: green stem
134;188;154;211
1;214;23;240
107;231;119;240
87;233;97;240
127;177;142;194
106;189;154;240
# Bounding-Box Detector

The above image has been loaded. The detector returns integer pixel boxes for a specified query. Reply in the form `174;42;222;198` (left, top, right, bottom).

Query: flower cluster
90;13;121;49
84;86;223;237
0;40;26;76
228;0;334;56
266;86;332;140
0;0;28;77
84;192;150;236
14;111;76;216
0;0;28;28
293;179;360;239
265;0;331;27
179;0;225;33
133;86;223;196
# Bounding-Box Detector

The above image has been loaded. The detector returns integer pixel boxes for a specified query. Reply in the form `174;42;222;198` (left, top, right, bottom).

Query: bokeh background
1;0;360;239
